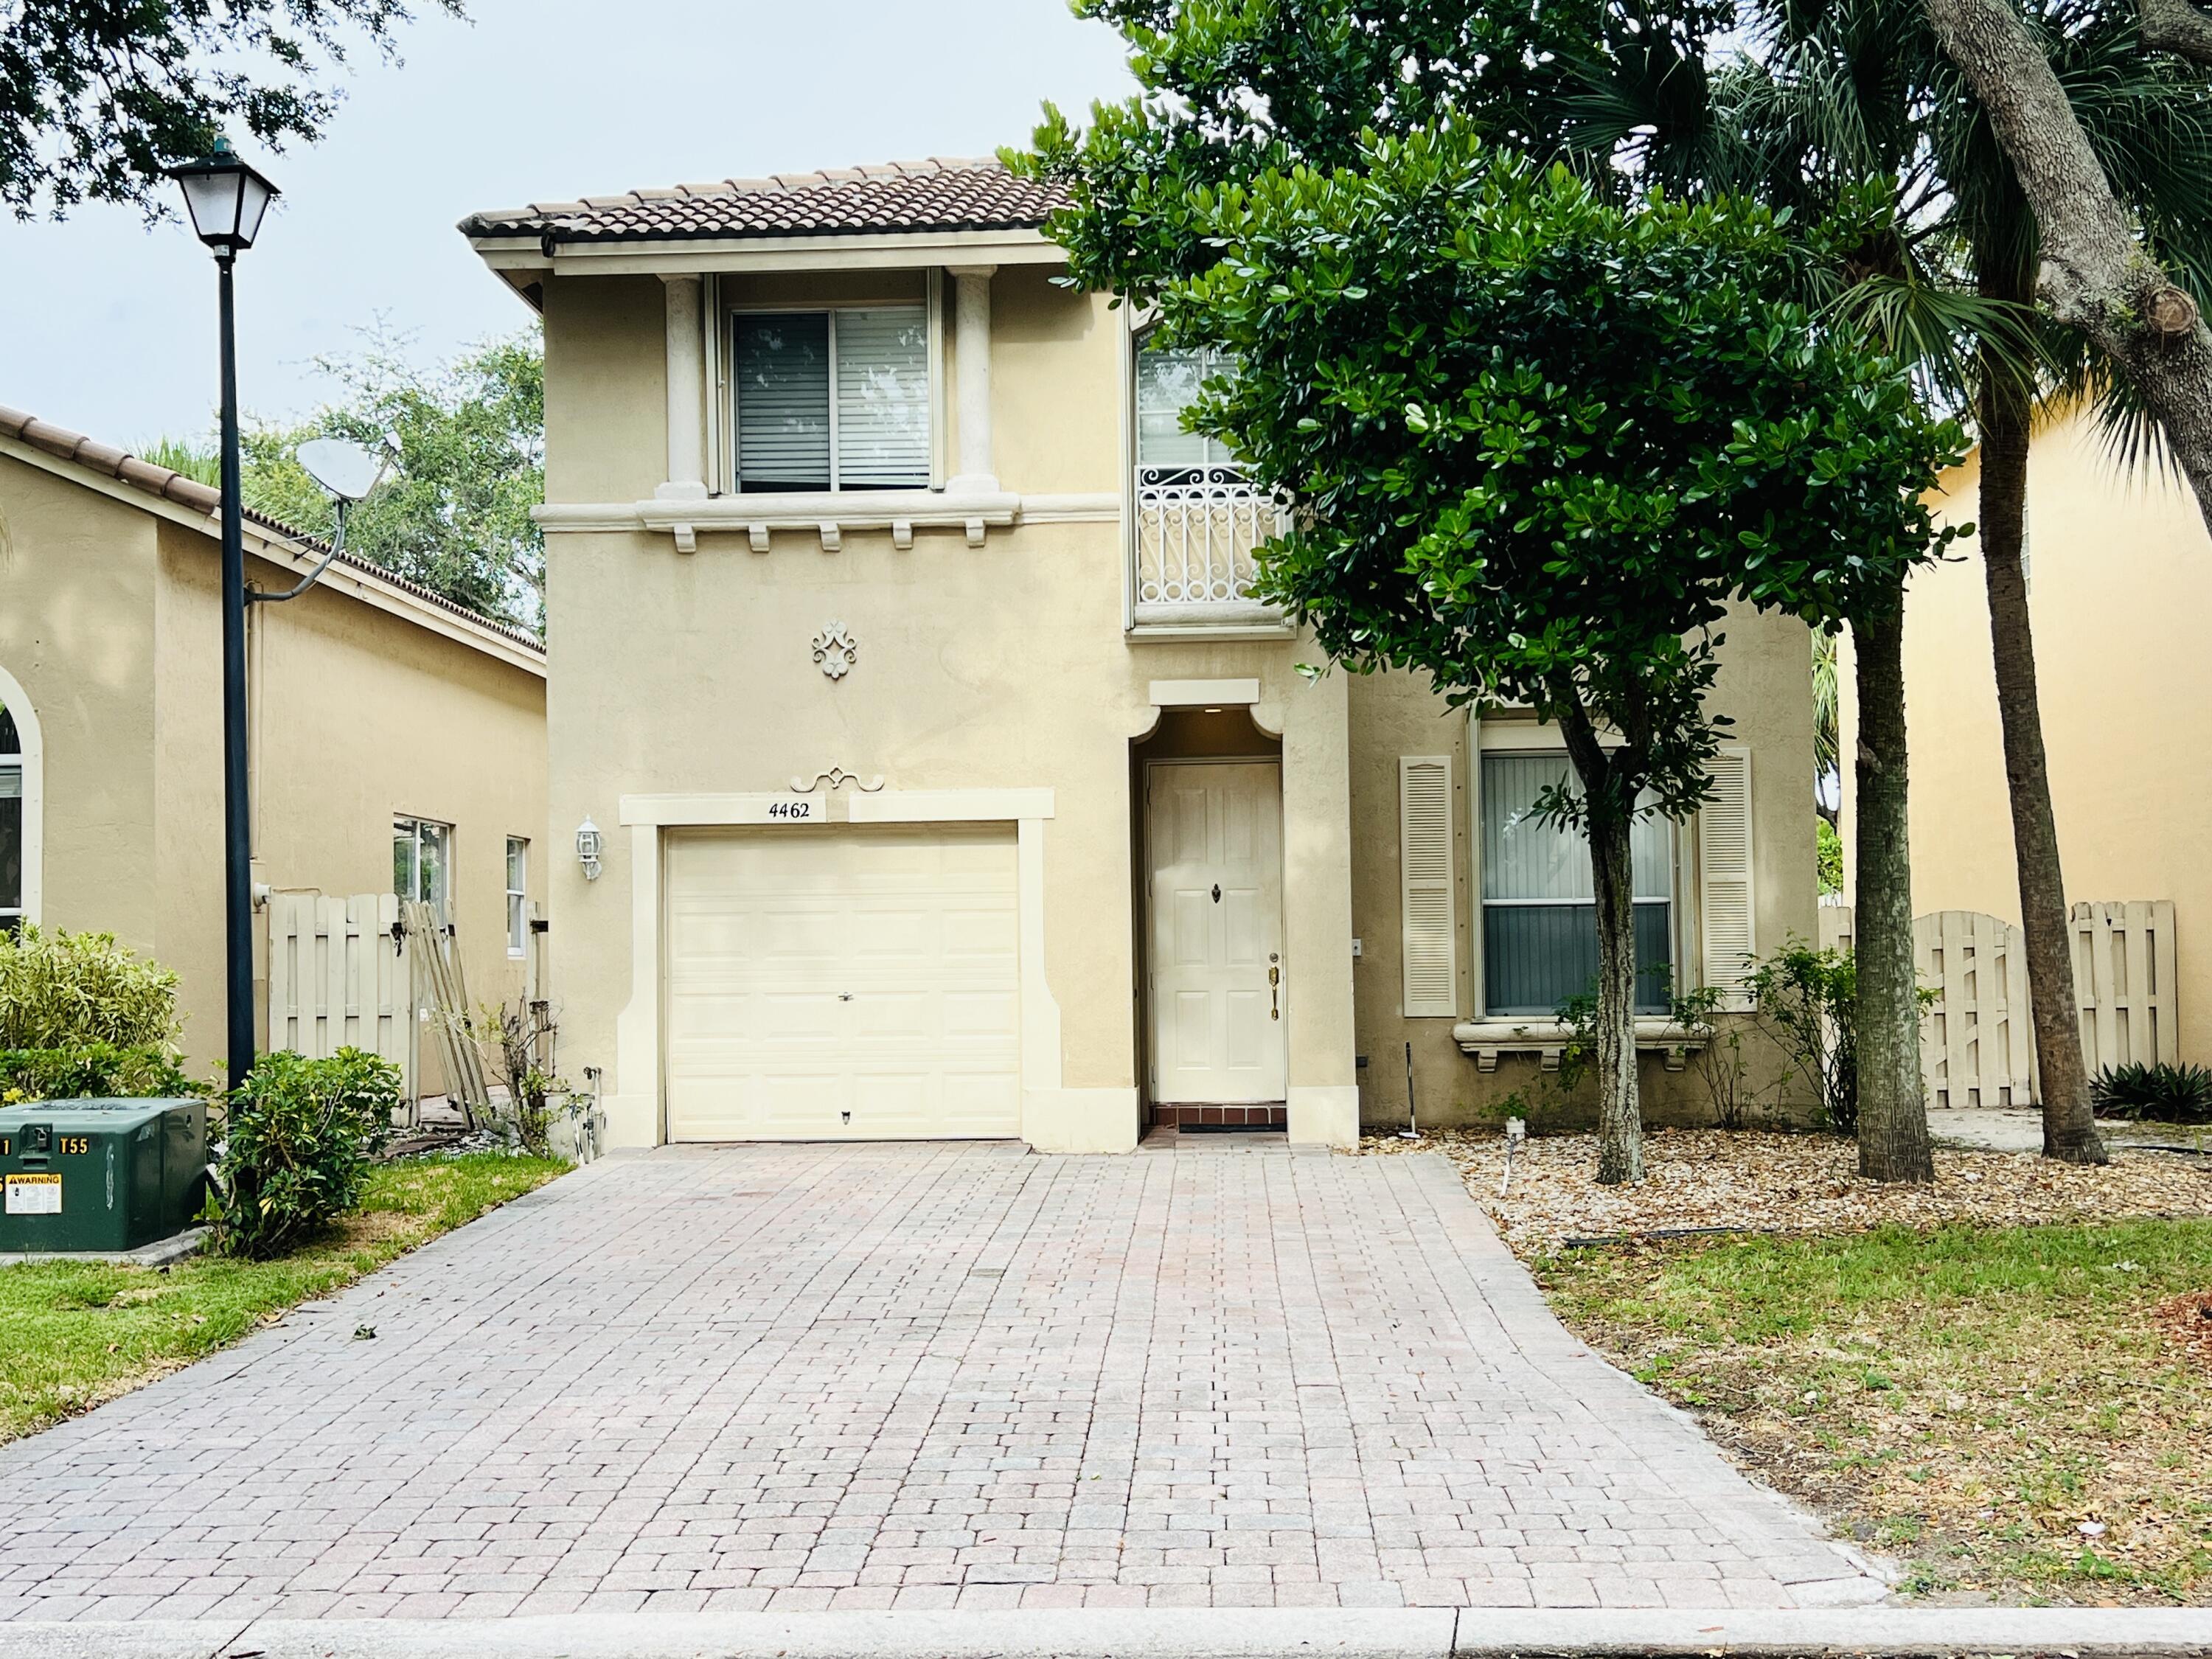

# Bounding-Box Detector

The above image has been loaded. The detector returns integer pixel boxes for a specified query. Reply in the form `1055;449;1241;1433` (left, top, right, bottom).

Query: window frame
505;836;529;959
723;293;943;497
392;813;456;929
0;668;40;937
1470;739;1682;1020
1133;330;1242;478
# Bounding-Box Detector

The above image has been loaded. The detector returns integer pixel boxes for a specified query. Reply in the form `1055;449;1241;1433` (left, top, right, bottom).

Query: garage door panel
665;825;1021;1142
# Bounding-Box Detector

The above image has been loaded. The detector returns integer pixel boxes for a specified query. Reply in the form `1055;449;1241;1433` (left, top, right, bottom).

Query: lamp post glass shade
170;139;278;254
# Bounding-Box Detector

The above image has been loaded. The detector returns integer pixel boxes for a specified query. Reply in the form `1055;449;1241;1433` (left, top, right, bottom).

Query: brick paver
0;1141;1879;1619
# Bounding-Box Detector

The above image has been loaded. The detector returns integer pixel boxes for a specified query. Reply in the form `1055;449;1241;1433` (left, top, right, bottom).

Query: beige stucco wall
150;520;547;1074
1887;407;2212;1064
1345;605;1820;1131
0;446;546;1080
0;456;162;950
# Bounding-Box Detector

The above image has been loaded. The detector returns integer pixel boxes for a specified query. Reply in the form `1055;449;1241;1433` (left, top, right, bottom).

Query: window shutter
1399;755;1458;1017
1699;746;1757;1008
734;313;830;491
834;307;931;488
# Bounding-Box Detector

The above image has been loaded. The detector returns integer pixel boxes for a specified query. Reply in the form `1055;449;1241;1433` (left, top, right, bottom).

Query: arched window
0;669;40;936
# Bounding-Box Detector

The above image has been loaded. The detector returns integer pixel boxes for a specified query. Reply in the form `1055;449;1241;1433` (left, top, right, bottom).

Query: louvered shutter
834;307;931;487
734;313;830;490
1699;746;1757;1007
1399;755;1458;1017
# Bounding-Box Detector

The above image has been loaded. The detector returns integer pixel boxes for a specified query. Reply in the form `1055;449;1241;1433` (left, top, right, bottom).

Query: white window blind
1135;339;1237;473
733;307;929;493
1399;755;1458;1018
1698;746;1758;1008
734;314;830;490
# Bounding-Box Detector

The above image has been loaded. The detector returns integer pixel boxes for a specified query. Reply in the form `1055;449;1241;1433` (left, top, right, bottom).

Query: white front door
662;825;1021;1141
1147;761;1286;1104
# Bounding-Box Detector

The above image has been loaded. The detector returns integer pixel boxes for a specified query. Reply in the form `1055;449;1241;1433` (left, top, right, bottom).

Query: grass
0;1152;566;1446
1539;1218;2212;1605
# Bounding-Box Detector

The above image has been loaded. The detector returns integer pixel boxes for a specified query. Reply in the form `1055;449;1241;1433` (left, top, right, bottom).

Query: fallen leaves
2154;1290;2212;1368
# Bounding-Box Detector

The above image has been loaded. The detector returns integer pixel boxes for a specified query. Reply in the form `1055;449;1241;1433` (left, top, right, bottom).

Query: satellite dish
296;437;384;504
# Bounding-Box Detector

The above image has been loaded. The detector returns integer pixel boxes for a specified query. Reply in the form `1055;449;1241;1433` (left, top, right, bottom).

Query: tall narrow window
393;815;454;928
506;838;529;956
1135;338;1239;480
733;307;929;492
0;701;21;936
1480;753;1673;1016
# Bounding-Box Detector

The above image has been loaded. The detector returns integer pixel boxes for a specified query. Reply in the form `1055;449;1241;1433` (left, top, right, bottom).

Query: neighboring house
1860;404;2211;1068
0;406;549;1079
461;157;1815;1152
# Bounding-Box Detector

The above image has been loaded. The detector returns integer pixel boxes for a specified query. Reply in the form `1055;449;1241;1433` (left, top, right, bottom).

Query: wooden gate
265;891;412;1093
2071;900;2179;1074
1915;909;2037;1110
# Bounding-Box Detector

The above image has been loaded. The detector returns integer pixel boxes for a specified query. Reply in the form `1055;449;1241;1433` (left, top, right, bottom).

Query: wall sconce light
576;816;603;881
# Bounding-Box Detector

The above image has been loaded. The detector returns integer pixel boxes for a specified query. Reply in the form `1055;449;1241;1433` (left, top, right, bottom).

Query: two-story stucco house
461;158;1817;1154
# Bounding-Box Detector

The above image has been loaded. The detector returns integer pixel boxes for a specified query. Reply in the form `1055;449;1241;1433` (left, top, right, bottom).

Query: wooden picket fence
265;891;413;1094
403;898;493;1124
1805;900;2177;1107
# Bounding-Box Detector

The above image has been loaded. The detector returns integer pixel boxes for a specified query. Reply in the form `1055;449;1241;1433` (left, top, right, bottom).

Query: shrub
1669;984;1754;1130
2090;1062;2212;1125
0;1043;195;1103
1746;939;1859;1134
212;1048;400;1259
470;1000;568;1158
0;926;180;1049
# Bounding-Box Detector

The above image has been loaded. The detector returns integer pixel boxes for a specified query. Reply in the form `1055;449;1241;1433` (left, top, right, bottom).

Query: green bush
0;926;179;1049
212;1048;400;1259
2090;1061;2212;1125
1746;939;1859;1134
0;1043;194;1103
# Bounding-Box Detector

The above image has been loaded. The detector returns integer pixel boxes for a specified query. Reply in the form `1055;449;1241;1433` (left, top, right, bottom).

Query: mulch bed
2155;1290;2212;1368
1358;1127;2212;1251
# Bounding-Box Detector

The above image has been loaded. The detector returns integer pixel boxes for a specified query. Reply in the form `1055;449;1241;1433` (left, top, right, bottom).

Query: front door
1146;760;1286;1104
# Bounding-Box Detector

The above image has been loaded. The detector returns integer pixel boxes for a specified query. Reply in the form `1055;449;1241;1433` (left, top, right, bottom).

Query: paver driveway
0;1140;1880;1618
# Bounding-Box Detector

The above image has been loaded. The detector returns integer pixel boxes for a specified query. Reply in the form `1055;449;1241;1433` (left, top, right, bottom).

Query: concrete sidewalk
1;1606;2209;1658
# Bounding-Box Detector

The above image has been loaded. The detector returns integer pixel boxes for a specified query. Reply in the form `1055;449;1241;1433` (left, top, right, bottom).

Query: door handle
1269;964;1280;1020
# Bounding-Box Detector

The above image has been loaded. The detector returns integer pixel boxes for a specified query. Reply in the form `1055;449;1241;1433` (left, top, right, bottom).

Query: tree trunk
1923;0;2212;534
1854;589;1935;1183
1977;361;2110;1165
1587;804;1645;1186
1554;697;1644;1186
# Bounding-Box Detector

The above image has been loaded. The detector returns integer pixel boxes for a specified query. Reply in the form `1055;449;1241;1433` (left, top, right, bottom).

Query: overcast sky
0;0;1134;446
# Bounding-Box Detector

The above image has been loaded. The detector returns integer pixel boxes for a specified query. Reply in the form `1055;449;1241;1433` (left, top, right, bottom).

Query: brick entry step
1151;1104;1287;1128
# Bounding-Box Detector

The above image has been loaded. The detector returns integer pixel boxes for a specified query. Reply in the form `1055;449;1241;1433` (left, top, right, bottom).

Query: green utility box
0;1099;208;1253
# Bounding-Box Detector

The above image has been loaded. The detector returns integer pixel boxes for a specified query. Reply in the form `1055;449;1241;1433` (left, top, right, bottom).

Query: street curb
4;1606;2212;1658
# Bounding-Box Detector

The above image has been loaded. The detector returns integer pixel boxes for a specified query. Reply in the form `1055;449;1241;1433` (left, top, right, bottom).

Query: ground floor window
1481;751;1672;1016
506;837;529;956
394;815;453;927
0;700;21;936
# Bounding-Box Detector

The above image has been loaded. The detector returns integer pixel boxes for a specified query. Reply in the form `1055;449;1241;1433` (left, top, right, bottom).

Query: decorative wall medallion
812;622;857;680
790;766;886;794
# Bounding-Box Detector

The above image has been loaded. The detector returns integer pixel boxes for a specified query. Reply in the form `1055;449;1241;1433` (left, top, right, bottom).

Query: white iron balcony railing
1131;464;1287;628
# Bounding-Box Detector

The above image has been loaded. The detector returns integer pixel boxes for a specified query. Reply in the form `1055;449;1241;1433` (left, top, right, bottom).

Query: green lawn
1540;1218;2212;1604
0;1152;566;1445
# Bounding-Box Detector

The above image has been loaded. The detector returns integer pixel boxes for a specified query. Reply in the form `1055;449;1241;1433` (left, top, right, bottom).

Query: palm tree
1565;0;2212;1166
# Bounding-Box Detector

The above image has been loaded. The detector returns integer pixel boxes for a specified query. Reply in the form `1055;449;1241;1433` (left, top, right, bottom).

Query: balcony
1130;465;1289;634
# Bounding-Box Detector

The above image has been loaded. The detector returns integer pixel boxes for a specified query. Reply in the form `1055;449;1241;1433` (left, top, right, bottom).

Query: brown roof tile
0;401;544;656
459;156;1066;246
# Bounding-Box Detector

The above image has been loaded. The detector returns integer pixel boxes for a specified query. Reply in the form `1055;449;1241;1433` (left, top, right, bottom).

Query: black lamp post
169;139;278;1093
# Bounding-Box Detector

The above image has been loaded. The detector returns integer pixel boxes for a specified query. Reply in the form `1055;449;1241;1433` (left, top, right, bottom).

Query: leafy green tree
1028;113;1966;1181
1566;0;2212;1164
153;328;543;633
1;0;460;217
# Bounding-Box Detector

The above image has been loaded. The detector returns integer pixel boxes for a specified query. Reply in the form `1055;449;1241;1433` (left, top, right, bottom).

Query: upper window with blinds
732;307;930;493
1135;339;1239;481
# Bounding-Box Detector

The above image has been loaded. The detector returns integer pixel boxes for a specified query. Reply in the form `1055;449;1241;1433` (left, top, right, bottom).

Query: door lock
1211;883;1221;903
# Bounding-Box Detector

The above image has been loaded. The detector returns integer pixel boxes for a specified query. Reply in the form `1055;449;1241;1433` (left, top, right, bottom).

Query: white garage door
664;824;1021;1141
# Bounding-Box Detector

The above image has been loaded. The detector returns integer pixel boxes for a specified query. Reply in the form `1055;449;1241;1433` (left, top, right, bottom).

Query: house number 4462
765;801;813;821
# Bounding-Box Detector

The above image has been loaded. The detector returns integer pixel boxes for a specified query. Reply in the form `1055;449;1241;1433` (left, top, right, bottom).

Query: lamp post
170;139;278;1093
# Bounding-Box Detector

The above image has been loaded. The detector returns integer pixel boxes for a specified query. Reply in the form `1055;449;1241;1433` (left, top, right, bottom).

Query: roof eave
465;224;1065;281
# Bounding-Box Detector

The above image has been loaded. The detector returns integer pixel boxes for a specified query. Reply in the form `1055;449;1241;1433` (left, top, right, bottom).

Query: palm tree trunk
1978;351;2108;1164
1854;585;1935;1182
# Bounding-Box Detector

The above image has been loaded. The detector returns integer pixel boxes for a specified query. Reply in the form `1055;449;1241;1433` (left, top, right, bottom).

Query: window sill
1127;600;1293;639
1453;1015;1703;1073
537;488;1022;553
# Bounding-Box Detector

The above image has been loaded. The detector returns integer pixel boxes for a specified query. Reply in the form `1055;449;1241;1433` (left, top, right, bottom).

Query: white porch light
576;817;604;881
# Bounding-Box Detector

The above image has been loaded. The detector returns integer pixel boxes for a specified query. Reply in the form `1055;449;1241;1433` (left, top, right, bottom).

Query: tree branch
1923;0;2212;533
2142;0;2212;66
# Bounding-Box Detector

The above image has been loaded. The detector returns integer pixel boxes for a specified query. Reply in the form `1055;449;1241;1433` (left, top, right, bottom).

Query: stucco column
1279;669;1360;1146
657;274;707;502
947;265;998;493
